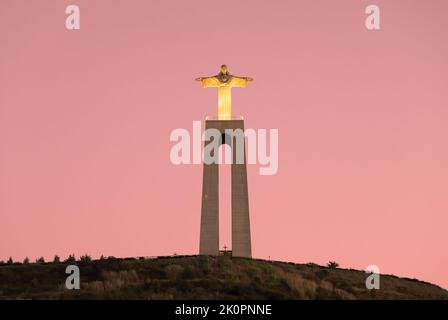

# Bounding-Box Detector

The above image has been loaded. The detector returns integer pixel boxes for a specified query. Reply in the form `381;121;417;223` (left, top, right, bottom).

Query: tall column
200;119;251;258
199;121;219;255
231;121;251;258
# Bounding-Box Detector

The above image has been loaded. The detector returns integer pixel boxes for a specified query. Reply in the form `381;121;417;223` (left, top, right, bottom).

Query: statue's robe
199;76;248;120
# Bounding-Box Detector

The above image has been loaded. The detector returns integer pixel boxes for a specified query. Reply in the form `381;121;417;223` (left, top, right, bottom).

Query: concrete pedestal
199;119;252;258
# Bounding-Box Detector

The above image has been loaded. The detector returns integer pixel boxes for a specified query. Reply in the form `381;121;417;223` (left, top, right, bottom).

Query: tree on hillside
80;254;92;262
64;254;76;263
23;257;30;264
7;257;13;265
327;261;339;269
36;257;45;264
53;255;61;263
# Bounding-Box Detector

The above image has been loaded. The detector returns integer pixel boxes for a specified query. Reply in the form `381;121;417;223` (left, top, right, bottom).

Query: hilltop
0;255;446;299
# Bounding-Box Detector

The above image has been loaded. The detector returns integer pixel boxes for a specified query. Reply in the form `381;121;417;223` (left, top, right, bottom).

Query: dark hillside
0;255;446;299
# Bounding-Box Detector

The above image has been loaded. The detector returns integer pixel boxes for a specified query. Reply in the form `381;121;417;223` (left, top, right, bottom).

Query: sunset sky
1;0;447;289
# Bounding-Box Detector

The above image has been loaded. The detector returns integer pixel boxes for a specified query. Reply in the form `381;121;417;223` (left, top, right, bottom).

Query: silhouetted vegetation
36;257;45;264
306;262;320;268
327;261;339;269
64;254;76;264
0;255;446;300
80;254;92;263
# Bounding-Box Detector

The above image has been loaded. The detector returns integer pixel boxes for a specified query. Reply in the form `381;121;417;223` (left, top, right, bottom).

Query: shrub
80;254;92;262
64;254;76;263
36;257;45;264
327;261;339;269
306;262;319;268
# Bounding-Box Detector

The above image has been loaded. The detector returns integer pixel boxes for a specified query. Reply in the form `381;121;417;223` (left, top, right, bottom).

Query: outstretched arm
195;76;220;88
229;76;253;88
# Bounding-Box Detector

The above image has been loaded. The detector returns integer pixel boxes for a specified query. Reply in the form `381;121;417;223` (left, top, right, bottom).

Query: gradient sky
1;0;447;289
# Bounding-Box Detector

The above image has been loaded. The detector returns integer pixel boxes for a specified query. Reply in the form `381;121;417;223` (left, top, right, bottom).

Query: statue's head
220;64;229;75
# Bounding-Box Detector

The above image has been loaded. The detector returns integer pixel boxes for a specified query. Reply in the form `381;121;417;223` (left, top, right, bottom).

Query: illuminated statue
196;65;253;120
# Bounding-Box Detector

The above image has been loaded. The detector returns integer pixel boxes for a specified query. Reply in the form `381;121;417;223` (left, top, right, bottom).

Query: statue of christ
195;65;253;120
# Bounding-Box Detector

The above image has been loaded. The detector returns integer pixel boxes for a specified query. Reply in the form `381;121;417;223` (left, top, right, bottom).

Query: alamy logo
65;5;80;30
365;265;380;290
65;265;80;290
170;121;278;175
365;5;381;30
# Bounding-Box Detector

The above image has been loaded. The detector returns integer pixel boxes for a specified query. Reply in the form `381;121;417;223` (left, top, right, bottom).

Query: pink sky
1;0;447;289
